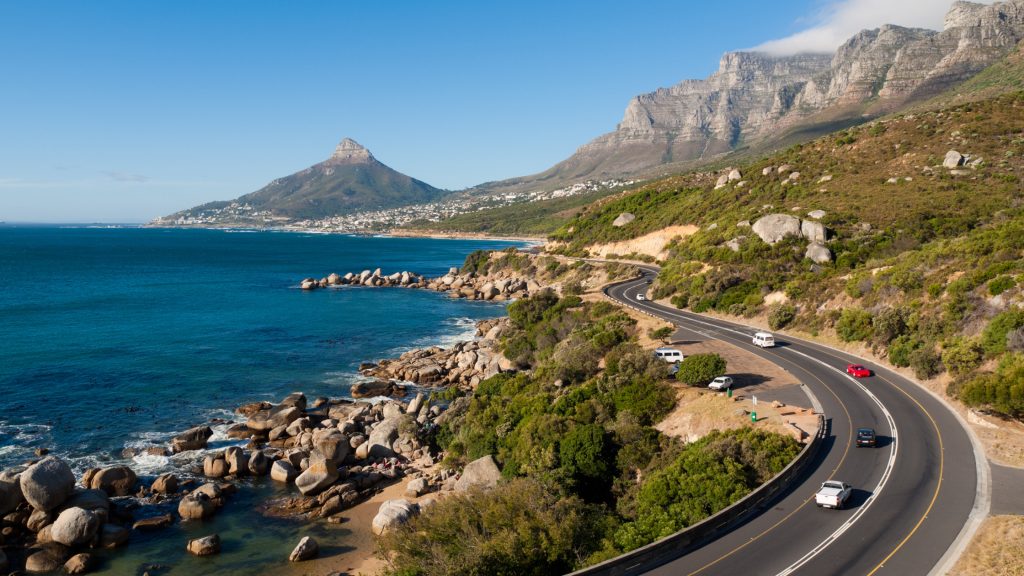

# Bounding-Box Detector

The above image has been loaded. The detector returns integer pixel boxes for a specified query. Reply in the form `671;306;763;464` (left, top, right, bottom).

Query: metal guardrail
566;415;826;576
576;275;827;576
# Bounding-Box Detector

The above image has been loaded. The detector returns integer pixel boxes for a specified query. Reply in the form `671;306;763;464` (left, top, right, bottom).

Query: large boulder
289;536;319;561
271;460;299;483
367;417;401;457
172;426;214;452
350;380;395;399
612;213;636;227
943;150;964;168
800;220;828;244
405;478;429;498
279;392;308;412
56;490;109;515
64;553;97;575
152;473;178;494
248;405;300;431
51;507;100;547
752;214;802;245
178;492;215;519
88;466;137;497
407;393;426;415
249;451;268;475
27;508;54;532
807;209;827;219
455;455;502;492
24;542;72;573
728;169;742;181
714;174;729;188
295;458;339;496
235;401;272;417
21;456;76;511
204;457;229;478
313;432;349;465
372;499;418;535
805;243;832;263
132;514;175;531
187;534;222;555
225;447;248;476
0;473;22;516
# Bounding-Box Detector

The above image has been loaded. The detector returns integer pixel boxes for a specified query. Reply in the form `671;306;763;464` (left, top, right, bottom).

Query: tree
960;353;1024;417
560;424;607;479
943;338;983;376
676;353;727;386
651;326;674;343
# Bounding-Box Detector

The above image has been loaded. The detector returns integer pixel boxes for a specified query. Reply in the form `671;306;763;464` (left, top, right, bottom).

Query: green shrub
910;346;942;380
676;353;727;386
613;379;676;425
694;299;715;313
560;424;607;479
943;338;983;376
873;306;911;344
960;353;1024;417
887;335;920;368
836;308;874;342
507;291;560;329
891;268;923;293
989;275;1017;296
768;305;796;330
375;478;607;576
982;309;1024;356
614;428;801;551
845;277;863;298
927;283;944;298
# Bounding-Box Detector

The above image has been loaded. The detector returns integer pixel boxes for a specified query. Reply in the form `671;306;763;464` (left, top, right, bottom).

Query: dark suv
856;428;876;448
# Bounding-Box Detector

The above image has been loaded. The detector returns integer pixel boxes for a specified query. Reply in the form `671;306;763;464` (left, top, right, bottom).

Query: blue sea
0;226;524;574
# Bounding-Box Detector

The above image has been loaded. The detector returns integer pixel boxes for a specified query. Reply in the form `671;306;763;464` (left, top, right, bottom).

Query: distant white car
752;332;775;348
708;376;733;390
815;481;852;509
636;294;646;301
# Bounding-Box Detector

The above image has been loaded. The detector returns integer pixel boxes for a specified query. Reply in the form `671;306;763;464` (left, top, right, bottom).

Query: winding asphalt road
601;265;985;576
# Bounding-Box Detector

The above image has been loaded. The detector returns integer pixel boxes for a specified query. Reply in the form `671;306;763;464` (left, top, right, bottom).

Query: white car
815;481;852;509
752;332;775;348
636;294;646;301
708;376;733;390
654;347;684;363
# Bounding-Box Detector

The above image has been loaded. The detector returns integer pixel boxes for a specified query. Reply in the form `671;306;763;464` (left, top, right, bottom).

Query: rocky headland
298;265;547;302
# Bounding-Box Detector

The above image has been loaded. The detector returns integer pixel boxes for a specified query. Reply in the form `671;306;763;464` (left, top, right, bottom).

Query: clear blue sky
0;0;954;222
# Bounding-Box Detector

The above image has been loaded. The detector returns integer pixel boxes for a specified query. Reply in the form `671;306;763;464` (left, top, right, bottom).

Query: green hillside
919;41;1024;109
549;91;1024;418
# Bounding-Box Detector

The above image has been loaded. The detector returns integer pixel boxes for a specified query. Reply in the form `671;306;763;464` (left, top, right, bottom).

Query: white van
752;332;775;348
654;347;684;363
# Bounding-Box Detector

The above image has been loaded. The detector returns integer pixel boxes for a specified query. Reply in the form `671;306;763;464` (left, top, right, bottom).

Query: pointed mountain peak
326;138;374;164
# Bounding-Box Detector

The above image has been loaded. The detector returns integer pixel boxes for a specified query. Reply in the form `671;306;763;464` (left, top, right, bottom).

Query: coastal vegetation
540;91;1024;421
376;292;802;574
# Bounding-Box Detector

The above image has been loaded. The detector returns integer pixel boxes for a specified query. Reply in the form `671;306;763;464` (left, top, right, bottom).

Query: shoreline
139;223;547;244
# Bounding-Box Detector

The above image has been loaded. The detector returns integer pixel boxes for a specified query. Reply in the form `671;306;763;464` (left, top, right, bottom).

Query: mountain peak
326;138;374;165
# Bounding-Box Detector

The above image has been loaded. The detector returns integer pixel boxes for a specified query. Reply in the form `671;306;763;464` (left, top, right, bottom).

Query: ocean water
0;227;523;574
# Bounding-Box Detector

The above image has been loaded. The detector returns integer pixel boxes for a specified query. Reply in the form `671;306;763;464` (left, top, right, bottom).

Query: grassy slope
548;91;1024;418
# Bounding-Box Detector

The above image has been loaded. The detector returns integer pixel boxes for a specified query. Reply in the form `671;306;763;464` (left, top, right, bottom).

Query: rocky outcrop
298;266;546;302
24;542;72;573
64;553;97;575
295;458;339;496
83;466;137;497
806;243;833;263
752;214;802;245
248;405;300;431
372;499;418;535
152;473;178;494
51;508;100;547
613;213;636;227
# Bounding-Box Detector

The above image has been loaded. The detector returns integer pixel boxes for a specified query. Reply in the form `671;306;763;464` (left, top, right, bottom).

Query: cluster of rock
720;212;833;264
362;318;513;389
0;456;137;573
299;266;547;303
301;268;424;290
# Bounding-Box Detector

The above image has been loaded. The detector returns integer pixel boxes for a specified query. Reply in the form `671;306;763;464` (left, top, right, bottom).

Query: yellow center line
662;316;854;576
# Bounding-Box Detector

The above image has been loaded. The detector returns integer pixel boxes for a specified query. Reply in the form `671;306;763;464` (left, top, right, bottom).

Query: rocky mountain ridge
491;0;1024;190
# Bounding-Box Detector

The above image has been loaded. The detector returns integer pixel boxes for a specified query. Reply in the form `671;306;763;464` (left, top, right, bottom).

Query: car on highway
708;376;733;391
857;428;877;448
636;294;646;301
752;332;775;348
645;279;652;284
815;481;852;509
847;364;871;377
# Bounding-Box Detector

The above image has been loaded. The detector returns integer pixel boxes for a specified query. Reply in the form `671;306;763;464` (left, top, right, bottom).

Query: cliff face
512;0;1024;185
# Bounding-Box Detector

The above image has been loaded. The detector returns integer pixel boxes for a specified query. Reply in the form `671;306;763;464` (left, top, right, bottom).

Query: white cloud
101;171;150;182
749;0;966;55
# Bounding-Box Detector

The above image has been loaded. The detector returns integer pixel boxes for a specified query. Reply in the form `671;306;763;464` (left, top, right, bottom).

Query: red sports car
847;364;871;377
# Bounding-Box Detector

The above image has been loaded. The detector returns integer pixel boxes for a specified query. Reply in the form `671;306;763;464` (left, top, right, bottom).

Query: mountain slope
165;139;448;222
484;0;1024;193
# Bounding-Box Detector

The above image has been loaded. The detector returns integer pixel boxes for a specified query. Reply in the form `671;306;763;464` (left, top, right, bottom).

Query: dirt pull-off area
655;387;818;444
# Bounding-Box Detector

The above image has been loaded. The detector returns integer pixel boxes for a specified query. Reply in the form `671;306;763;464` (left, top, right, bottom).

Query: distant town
147;179;636;231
